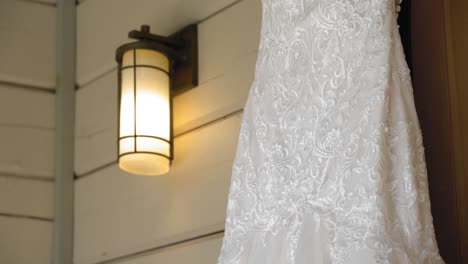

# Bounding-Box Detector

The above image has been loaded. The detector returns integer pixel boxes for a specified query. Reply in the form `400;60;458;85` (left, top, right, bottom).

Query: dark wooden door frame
401;0;464;263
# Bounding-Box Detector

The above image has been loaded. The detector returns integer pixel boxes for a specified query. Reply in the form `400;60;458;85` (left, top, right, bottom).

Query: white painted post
53;0;76;263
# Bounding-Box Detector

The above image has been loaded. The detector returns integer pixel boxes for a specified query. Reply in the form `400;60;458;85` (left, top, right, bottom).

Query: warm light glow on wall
118;49;172;176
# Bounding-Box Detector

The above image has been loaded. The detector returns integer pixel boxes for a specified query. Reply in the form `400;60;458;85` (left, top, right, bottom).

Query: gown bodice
255;0;404;80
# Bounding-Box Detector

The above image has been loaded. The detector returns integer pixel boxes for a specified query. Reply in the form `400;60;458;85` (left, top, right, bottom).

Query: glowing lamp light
116;25;198;176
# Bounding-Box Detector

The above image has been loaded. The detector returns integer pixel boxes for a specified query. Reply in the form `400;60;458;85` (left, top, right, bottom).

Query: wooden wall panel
75;73;117;175
0;1;56;264
0;126;54;178
0;85;54;178
0;84;54;129
0;217;52;264
119;235;223;264
0;176;53;219
0;0;56;89
30;0;56;4
198;0;261;84
174;51;257;136
74;115;241;264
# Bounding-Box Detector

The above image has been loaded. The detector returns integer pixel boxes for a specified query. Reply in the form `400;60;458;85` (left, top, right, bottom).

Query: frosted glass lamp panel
122;50;134;67
118;49;172;176
135;68;170;141
119;68;135;154
136;49;169;71
120;153;169;176
136;136;170;157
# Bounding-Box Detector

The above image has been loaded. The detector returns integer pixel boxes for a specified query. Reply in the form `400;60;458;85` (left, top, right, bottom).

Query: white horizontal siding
0;84;54;178
119;235;223;264
0;84;54;129
0;217;52;264
0;0;56;89
74;114;241;264
0;176;53;219
0;127;54;178
75;73;117;176
76;0;239;86
33;0;56;4
0;1;55;264
0;85;55;178
174;51;257;135
198;0;261;84
20;0;56;4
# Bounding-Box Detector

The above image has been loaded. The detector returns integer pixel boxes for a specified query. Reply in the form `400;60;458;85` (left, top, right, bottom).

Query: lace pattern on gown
217;0;444;263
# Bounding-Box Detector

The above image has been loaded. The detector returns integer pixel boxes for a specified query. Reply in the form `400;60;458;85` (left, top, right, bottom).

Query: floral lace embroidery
217;0;444;263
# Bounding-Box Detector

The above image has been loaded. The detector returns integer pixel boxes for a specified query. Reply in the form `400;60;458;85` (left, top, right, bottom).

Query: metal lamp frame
115;24;198;169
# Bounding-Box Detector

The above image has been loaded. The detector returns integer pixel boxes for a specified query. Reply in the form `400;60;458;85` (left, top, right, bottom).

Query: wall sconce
116;24;198;176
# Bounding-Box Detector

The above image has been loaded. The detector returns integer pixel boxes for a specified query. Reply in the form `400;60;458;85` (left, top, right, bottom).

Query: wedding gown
217;0;445;263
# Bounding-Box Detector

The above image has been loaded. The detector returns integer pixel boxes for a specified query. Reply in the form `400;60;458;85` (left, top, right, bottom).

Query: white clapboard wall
0;0;56;263
74;0;261;263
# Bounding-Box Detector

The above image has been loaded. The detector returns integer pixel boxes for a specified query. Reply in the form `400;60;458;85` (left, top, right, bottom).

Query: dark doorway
408;0;464;263
398;0;413;72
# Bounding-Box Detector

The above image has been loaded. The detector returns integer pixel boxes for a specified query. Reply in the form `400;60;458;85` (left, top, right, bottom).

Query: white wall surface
117;234;224;264
0;217;52;264
0;84;55;179
74;0;261;263
0;1;56;263
0;176;53;219
0;0;56;89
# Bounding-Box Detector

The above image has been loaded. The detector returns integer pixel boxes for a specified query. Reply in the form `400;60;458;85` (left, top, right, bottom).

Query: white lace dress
217;0;445;263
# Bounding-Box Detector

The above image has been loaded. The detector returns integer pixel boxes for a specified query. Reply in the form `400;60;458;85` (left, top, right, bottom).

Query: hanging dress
217;0;445;263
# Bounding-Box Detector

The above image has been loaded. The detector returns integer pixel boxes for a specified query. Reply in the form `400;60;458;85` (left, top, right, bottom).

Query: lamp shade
116;45;173;176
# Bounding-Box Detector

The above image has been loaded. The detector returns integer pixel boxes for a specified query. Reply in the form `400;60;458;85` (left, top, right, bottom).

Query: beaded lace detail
395;0;403;17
